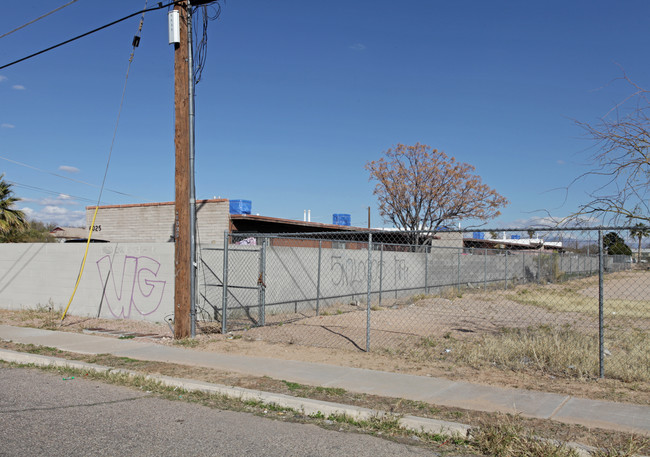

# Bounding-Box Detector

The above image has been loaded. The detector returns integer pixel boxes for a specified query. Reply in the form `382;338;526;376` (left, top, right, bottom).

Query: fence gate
200;238;267;333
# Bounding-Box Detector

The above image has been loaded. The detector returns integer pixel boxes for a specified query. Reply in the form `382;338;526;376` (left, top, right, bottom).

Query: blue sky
1;0;649;229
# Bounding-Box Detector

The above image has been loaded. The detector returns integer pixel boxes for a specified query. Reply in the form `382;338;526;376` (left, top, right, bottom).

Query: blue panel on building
230;200;252;215
333;214;351;226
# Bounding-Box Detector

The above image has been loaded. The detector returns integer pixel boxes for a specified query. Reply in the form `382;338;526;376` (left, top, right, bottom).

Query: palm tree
630;223;650;264
0;174;26;235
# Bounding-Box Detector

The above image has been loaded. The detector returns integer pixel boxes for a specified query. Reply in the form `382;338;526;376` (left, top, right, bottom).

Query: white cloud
0;75;7;83
557;159;565;165
21;195;78;206
1;123;15;129
349;43;366;51
21;205;85;226
12;85;25;90
42;205;68;216
41;196;77;206
58;165;80;173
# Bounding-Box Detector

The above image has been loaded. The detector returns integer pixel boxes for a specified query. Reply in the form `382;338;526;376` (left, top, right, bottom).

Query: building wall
432;231;464;248
85;199;229;244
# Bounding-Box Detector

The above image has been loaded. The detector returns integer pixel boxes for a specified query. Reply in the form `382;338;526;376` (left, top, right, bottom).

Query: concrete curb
0;349;470;438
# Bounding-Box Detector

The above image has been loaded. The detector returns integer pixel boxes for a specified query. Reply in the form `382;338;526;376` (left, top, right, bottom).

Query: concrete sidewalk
1;324;648;435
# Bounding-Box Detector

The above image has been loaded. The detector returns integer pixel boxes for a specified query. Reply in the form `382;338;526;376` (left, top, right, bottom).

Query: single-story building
79;199;464;249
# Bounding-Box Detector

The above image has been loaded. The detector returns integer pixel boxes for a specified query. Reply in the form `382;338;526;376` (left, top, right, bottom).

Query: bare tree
365;143;508;240
571;74;650;224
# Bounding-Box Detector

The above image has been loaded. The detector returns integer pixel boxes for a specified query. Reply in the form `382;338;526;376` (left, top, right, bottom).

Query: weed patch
471;415;581;457
452;324;650;383
173;338;200;348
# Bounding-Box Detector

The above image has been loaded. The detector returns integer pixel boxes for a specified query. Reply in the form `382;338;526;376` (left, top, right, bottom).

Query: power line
0;1;181;71
0;155;153;202
7;180;98;204
94;0;148;209
0;0;83;40
192;2;222;85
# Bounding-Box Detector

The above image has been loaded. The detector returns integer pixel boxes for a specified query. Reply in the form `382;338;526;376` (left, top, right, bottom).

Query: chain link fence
197;227;649;383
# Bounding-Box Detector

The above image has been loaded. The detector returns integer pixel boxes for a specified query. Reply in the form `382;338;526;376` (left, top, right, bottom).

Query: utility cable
1;1;179;71
61;1;149;321
0;0;83;40
192;2;221;85
0;155;153;202
7;180;97;204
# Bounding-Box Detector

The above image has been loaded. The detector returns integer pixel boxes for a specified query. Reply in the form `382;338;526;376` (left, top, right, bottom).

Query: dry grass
381;324;649;383
17;304;64;329
508;288;650;320
503;270;650;320
454;325;649;383
589;435;650;457
471;415;581;457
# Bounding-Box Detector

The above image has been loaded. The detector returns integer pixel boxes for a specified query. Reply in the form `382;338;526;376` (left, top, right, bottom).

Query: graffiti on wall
329;254;410;287
96;255;167;318
331;255;371;286
393;257;409;283
330;255;409;286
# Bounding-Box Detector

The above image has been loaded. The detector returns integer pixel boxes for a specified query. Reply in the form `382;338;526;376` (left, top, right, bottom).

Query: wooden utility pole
174;0;191;339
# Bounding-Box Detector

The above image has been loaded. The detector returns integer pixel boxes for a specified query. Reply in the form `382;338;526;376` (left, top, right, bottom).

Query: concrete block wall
200;243;620;325
0;241;625;326
86;199;230;245
0;243;174;323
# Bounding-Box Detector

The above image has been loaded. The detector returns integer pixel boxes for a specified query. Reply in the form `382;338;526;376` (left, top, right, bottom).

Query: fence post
379;243;384;307
366;232;373;352
484;248;487;290
424;245;429;294
457;248;461;294
598;229;604;379
259;237;267;326
221;230;229;335
504;251;508;290
316;240;322;316
537;251;542;284
522;251;525;283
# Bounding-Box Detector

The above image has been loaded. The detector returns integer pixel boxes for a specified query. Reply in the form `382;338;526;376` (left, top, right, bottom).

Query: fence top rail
227;226;641;238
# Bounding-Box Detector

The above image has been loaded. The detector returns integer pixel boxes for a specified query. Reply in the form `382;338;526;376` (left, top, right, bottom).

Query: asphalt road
0;366;449;457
